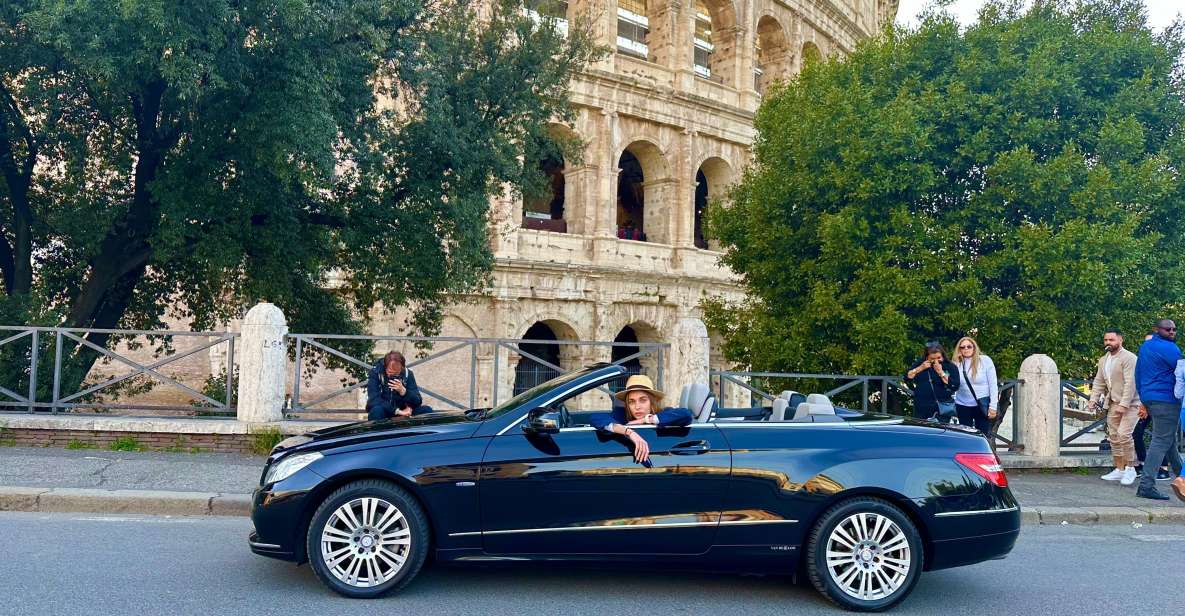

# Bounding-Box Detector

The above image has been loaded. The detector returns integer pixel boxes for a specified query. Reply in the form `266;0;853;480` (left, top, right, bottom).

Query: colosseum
370;0;902;408
81;0;899;417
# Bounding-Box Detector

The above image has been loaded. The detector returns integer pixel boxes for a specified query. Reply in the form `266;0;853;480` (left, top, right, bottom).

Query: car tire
306;479;429;598
805;497;923;612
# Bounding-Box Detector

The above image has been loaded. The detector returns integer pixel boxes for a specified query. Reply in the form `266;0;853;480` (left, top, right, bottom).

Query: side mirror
522;407;561;435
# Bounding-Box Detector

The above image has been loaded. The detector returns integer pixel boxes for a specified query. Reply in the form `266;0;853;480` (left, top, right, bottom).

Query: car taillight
955;452;1008;487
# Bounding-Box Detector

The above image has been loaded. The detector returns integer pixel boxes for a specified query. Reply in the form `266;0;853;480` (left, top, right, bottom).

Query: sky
895;0;1182;32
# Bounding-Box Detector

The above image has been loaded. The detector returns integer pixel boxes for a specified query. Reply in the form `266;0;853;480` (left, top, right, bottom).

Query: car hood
273;412;480;455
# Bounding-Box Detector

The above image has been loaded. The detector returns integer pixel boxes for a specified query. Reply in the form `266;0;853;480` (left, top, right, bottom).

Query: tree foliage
706;0;1185;379
0;0;595;391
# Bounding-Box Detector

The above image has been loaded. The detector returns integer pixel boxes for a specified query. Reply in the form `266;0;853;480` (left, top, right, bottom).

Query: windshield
480;367;604;420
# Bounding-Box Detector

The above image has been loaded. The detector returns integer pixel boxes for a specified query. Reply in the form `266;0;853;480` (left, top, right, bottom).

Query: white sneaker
1101;468;1124;481
1120;467;1137;485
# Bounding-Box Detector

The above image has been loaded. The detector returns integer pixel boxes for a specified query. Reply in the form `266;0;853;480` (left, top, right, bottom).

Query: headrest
685;383;714;422
807;393;834;409
678;384;694;410
772;398;789;422
809;402;836;416
778;390;795;400
793;402;814;421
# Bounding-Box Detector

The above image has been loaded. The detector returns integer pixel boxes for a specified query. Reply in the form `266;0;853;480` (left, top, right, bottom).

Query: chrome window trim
933;506;1020;518
494;374;622;436
449;518;798;538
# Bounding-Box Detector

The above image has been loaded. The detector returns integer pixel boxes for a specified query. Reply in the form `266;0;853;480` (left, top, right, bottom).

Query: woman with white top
954;337;999;441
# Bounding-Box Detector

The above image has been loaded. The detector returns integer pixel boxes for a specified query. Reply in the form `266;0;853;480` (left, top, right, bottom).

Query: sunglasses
958;344;974;350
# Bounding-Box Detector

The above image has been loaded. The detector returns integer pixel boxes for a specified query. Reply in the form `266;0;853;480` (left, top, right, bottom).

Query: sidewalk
0;446;1181;524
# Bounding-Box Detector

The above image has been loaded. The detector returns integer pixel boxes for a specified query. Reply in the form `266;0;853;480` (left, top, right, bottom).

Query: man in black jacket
366;351;432;420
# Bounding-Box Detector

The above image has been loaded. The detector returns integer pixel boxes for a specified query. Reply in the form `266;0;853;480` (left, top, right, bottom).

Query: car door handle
670;440;711;455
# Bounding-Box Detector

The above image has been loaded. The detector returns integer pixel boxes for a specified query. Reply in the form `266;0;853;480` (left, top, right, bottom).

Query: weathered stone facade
375;0;898;405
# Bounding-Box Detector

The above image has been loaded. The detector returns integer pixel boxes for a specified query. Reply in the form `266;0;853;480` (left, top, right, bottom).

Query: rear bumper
926;506;1021;571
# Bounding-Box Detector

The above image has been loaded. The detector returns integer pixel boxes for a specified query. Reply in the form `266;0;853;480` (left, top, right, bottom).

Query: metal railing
711;370;1022;451
287;334;667;418
0;325;237;416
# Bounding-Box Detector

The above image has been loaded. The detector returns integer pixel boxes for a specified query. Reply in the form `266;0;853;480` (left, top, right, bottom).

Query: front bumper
247;470;322;563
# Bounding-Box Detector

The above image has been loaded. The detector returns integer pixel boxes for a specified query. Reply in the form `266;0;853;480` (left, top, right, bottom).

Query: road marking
1129;535;1185;542
70;516;201;524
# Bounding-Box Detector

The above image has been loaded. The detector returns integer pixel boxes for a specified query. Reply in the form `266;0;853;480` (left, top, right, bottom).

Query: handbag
960;361;990;417
927;371;956;419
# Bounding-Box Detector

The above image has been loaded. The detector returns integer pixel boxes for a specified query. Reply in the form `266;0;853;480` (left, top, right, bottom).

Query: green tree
0;0;596;393
706;0;1185;380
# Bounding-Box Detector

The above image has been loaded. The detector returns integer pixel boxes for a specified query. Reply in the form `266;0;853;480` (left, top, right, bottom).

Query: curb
3;486;1183;524
0;486;251;517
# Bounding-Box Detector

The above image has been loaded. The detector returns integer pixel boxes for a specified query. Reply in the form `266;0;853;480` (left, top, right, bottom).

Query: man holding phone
365;351;432;420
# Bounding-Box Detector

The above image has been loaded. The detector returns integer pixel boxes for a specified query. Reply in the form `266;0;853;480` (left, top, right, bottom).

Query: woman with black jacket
904;341;961;423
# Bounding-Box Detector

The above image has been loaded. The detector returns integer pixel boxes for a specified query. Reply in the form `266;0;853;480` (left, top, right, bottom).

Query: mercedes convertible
248;363;1019;611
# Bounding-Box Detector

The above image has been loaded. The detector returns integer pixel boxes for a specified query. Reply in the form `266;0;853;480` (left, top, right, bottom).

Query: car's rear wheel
306;479;429;598
805;497;923;612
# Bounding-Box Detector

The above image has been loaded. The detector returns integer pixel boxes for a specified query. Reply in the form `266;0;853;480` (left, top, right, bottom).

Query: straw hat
613;374;665;402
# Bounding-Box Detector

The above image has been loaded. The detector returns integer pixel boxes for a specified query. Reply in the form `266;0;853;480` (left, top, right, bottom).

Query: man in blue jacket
1134;319;1183;500
365;351;432;420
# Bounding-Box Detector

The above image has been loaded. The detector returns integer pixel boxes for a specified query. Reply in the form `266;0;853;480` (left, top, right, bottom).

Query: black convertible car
249;364;1019;611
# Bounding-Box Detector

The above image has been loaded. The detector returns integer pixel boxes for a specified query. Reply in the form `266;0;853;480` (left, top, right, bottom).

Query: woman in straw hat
589;375;693;464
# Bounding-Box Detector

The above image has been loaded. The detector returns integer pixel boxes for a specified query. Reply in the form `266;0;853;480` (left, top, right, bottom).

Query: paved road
0;512;1181;616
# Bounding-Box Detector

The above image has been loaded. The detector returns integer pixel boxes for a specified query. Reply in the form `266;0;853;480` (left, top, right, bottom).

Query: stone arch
513;318;581;395
802;40;823;68
692;0;740;84
755;15;791;94
609;320;664;392
617;139;673;244
523;123;583;233
693;156;732;250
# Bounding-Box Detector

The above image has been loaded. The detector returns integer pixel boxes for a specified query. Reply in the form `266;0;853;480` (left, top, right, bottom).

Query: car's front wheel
306;479;429;598
805;497;923;612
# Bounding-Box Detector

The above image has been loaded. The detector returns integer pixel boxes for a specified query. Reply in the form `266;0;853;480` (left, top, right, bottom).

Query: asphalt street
0;512;1181;616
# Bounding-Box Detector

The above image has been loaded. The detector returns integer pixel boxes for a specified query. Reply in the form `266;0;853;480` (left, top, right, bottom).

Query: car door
478;382;731;555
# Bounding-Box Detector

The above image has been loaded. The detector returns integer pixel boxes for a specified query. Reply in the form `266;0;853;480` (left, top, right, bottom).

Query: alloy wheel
824;512;911;601
320;497;411;588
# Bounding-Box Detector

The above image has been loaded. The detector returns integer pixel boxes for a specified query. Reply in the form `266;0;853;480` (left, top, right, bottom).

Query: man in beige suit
1089;329;1141;485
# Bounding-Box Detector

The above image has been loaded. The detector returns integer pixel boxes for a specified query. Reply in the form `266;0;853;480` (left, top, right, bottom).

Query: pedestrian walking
1133;319;1183;500
1172;358;1185;501
905;341;960;424
1087;330;1140;485
953;337;999;444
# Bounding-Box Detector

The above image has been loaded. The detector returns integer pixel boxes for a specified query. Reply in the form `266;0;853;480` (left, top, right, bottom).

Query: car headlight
264;451;323;485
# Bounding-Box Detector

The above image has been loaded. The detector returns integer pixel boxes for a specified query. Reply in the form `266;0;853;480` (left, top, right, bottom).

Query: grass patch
160;436;189;453
0;426;14;447
108;436;144;452
65;439;97;450
249;427;285;456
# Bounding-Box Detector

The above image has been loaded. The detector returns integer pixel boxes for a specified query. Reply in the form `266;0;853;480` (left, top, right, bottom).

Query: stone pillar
666;317;710;393
1016;354;1060;457
237;302;288;423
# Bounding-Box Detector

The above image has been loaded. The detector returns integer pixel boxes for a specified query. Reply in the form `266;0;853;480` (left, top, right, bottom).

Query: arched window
514;322;561;395
694;169;709;249
693;1;714;78
610;326;644;393
755;16;789;94
523;154;566;232
617;0;649;59
695;157;731;250
617;150;646;241
802;41;823;68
